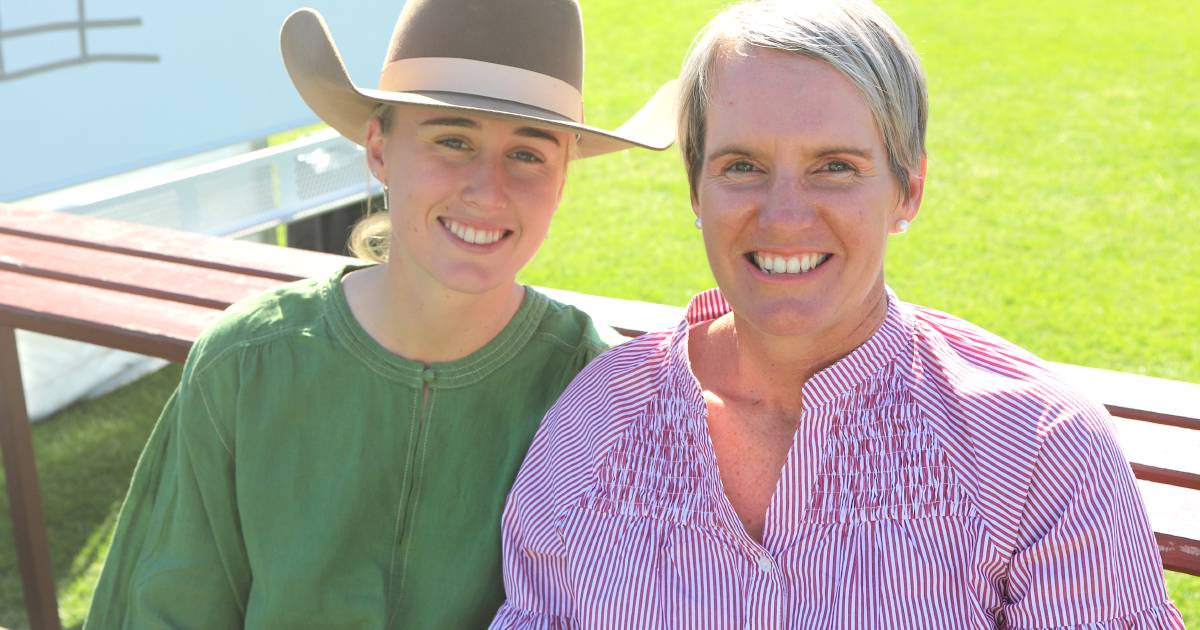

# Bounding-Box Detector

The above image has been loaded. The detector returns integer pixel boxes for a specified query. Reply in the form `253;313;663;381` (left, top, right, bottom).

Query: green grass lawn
2;0;1197;627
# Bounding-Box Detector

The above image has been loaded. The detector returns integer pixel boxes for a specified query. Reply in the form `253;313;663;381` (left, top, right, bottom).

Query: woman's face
366;106;569;296
694;49;923;344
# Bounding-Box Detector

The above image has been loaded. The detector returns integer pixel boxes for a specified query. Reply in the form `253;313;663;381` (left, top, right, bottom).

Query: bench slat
0;233;283;310
0;203;354;281
1157;533;1200;575
1132;464;1200;492
1052;362;1200;432
0;270;219;362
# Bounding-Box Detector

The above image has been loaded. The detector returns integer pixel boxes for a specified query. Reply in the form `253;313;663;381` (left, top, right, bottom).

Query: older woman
491;0;1184;627
84;1;674;628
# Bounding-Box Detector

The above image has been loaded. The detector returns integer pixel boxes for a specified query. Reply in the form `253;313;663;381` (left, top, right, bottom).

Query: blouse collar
676;286;917;408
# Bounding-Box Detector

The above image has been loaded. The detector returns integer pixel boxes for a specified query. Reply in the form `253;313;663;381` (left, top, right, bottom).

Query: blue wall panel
0;0;399;200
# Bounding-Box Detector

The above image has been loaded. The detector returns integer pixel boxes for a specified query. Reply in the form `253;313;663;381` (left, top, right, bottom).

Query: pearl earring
694;217;703;229
895;218;910;233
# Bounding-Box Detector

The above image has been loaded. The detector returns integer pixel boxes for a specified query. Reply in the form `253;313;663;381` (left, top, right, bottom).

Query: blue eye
824;160;856;174
510;149;544;164
726;160;758;174
437;137;470;151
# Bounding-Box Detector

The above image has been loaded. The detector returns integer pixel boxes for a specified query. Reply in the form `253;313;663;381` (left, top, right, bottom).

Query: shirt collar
324;265;550;389
677;286;916;408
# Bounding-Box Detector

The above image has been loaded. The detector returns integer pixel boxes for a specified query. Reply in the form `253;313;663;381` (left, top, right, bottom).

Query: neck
343;264;525;364
691;286;890;414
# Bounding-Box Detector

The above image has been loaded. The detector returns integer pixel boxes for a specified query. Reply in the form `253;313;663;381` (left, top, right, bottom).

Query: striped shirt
491;288;1184;629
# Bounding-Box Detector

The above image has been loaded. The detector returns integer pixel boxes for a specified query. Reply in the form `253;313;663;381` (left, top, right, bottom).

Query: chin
435;267;514;296
732;298;828;337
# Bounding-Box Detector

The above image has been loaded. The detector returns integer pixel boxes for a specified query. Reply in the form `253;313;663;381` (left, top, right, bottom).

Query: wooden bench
0;204;354;630
1;203;1197;630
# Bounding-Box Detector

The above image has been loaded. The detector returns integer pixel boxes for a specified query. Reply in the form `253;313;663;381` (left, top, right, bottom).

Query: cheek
516;177;565;225
698;186;755;236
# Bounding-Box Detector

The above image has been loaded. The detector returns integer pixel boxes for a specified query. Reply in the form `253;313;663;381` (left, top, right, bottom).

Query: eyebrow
815;145;874;160
420;117;479;129
419;117;561;146
706;144;874;161
705;145;754;161
513;127;561;146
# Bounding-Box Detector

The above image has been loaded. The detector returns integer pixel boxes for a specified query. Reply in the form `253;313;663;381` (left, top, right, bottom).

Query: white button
757;554;773;572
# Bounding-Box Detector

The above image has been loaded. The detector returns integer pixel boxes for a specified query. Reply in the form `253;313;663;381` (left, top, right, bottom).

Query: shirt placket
744;406;827;630
385;368;437;627
742;550;789;629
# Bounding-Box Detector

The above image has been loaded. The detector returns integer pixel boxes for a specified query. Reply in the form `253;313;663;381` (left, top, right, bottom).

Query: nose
461;151;509;211
760;174;817;230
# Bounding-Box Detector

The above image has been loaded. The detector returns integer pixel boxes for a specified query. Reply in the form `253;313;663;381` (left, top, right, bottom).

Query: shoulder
553;326;676;415
505;325;680;535
525;326;677;475
906;301;1101;431
529;290;608;359
902;302;1117;540
186;271;340;377
524;324;676;457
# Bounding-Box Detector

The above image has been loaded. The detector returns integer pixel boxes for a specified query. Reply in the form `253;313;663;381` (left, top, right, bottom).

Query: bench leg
0;327;62;630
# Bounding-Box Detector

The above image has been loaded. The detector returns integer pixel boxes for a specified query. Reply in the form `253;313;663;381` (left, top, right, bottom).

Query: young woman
85;1;674;627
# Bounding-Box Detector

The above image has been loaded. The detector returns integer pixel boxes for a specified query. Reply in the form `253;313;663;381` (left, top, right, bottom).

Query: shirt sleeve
85;354;250;629
489;402;577;629
1000;400;1185;629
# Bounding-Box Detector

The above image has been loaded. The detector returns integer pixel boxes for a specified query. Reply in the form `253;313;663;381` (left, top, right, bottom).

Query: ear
893;154;927;230
365;117;388;185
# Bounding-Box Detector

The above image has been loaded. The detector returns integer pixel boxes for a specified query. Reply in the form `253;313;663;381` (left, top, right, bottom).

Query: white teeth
752;252;829;275
444;219;504;245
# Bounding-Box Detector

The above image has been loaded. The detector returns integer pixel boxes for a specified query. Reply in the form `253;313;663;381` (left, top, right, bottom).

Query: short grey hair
678;0;928;199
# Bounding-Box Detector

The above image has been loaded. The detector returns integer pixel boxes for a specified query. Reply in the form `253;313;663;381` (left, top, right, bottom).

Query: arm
1001;401;1185;629
85;356;249;629
490;332;666;629
489;403;576;630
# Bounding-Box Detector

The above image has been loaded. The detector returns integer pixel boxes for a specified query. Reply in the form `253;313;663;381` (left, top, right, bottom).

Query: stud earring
895;218;910;233
694;217;703;229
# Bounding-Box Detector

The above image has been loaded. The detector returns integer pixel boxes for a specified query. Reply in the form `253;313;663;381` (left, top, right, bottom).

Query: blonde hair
678;0;928;199
348;104;394;262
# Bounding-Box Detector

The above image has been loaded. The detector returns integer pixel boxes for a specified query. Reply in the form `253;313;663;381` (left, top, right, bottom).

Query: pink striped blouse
491;288;1184;629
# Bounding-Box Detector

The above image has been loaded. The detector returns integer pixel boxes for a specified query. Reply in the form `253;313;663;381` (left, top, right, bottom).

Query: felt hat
280;1;677;158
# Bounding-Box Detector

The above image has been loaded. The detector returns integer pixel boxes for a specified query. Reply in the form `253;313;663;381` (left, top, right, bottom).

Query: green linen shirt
85;266;607;629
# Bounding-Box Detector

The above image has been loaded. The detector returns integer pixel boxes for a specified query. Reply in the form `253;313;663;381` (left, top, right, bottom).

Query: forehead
705;49;881;151
396;105;569;142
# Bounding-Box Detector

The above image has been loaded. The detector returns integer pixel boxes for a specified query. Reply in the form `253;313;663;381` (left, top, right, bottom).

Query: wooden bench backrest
0;204;354;361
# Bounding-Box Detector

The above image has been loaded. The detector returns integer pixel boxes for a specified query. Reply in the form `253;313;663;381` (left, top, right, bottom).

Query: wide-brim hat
280;1;677;159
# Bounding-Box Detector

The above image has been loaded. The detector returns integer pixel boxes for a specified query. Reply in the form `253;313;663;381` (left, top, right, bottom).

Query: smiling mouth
748;252;831;275
440;217;512;246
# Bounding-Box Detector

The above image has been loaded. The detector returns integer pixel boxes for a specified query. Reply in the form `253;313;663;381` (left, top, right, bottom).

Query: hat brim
280;9;677;159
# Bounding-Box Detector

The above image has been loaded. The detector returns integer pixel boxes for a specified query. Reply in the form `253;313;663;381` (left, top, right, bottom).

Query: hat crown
385;0;583;91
